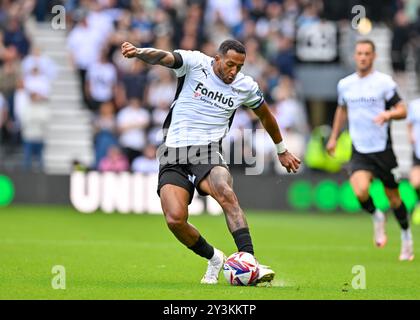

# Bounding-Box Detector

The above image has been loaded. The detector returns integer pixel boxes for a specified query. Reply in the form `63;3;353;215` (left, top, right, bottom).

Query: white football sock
401;228;413;241
373;209;385;222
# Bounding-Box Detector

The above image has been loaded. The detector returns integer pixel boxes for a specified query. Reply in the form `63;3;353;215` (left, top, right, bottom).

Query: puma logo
201;68;209;78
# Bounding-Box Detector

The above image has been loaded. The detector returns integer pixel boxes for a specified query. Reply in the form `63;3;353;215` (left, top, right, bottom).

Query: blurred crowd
0;0;58;171
2;0;420;174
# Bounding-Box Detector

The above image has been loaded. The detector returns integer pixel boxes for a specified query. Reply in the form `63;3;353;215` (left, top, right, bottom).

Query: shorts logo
216;151;227;165
188;174;196;184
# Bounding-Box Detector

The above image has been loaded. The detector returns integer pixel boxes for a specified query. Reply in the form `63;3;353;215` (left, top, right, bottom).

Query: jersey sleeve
337;80;346;106
243;80;264;109
384;76;401;107
171;49;201;78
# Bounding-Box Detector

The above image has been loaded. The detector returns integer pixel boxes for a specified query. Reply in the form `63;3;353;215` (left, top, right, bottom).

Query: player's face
215;50;246;84
354;43;376;73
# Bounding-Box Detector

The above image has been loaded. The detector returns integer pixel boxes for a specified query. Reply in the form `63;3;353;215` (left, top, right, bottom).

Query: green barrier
0;175;14;206
314;180;339;211
288;179;418;212
287;180;312;210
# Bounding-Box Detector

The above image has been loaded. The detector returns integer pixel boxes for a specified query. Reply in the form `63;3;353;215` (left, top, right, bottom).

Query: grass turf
0;205;419;300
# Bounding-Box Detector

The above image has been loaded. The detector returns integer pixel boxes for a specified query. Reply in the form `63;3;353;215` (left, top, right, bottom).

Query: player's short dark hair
218;39;246;56
356;39;376;52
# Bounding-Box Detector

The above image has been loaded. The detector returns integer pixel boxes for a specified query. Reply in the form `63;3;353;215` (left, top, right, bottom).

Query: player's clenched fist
121;42;138;58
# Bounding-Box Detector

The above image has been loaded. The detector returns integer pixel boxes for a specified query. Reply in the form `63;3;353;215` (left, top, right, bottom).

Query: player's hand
278;151;301;173
326;138;337;156
374;111;391;126
121;42;138;58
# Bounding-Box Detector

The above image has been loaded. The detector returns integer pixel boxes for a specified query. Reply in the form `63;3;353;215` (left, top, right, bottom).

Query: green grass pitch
0;205;419;300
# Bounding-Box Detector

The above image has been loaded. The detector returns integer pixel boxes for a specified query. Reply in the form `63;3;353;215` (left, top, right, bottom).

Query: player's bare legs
384;187;414;261
199;166;248;233
199;166;275;283
350;170;387;247
160;184;199;247
349;170;372;202
160;184;225;284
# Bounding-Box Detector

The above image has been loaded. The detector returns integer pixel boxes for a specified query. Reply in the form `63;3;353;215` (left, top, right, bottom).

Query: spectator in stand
0;45;21;145
146;67;176;110
22;46;58;80
241;37;267;81
205;0;243;35
148;104;169;147
67;8;103;108
98;145;129;172
3;16;30;58
85;49;118;113
131;144;159;174
116;59;149;110
16;92;50;171
93;101;118;169
296;1;321;28
116;98;150;164
272;32;295;78
391;9;411;86
23;66;51;99
33;0;48;22
0;93;7;143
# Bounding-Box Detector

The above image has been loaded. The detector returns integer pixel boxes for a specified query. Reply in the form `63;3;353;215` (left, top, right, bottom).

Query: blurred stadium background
1;0;420;300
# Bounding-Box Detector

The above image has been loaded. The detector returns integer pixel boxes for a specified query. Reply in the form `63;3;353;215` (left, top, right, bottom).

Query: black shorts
349;147;399;189
413;152;420;166
156;142;229;204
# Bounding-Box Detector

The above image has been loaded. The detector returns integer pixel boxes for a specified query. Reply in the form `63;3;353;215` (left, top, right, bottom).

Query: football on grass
223;252;259;286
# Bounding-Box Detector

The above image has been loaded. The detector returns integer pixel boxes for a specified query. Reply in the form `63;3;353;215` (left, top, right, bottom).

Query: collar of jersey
356;69;376;79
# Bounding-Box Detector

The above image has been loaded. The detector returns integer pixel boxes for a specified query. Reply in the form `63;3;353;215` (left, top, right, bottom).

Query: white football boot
201;248;226;284
373;210;387;248
399;230;414;261
256;264;275;284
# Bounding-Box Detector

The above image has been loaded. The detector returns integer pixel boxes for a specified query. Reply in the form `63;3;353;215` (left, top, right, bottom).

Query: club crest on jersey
194;82;234;107
231;87;241;95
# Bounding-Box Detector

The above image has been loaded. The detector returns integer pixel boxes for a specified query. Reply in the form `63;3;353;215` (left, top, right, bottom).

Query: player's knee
353;186;370;201
410;176;420;189
165;211;187;232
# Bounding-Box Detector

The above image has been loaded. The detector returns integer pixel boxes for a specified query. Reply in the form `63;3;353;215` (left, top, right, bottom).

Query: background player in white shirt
327;39;414;261
122;39;301;284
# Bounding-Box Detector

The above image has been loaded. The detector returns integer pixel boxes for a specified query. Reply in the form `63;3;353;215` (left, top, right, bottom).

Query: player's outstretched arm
326;105;347;156
253;102;301;173
121;41;176;67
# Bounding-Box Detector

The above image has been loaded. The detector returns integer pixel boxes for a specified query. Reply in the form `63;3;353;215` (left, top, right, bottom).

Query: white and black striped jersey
337;71;401;154
164;49;264;147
